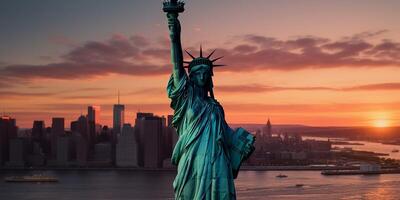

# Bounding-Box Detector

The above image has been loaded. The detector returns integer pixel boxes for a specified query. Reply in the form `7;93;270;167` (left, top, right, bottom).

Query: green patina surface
163;1;255;199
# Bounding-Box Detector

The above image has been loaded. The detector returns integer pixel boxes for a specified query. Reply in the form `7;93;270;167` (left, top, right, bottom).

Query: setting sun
373;119;390;128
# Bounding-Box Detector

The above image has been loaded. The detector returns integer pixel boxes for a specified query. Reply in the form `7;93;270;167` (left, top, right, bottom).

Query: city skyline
1;0;400;127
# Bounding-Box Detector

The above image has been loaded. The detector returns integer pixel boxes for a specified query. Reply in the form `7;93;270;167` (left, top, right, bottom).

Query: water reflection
0;170;399;200
304;136;400;160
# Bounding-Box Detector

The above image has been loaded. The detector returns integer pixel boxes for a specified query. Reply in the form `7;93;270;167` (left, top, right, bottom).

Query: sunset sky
1;0;400;128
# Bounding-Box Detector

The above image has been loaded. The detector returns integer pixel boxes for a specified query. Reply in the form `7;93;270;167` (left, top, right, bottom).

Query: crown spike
185;49;195;59
213;64;226;67
211;56;224;62
206;49;217;59
200;45;203;58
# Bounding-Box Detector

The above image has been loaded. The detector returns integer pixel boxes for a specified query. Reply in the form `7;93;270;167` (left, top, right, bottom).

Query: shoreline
0;165;375;172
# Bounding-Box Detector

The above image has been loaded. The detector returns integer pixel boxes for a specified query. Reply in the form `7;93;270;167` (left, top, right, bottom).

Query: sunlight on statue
163;0;255;199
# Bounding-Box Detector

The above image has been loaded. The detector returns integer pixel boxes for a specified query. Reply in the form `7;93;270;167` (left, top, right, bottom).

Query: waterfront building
360;163;381;172
77;115;94;148
32;120;45;142
73;132;88;166
135;113;164;168
51;117;65;159
6;138;27;167
27;142;45;166
71;116;91;165
254;129;263;153
135;112;154;166
306;140;331;152
291;151;307;160
0;116;17;165
116;124;139;167
57;136;72;166
90;142;113;167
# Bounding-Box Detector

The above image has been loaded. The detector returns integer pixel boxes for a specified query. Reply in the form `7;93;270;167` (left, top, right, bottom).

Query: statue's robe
168;74;254;200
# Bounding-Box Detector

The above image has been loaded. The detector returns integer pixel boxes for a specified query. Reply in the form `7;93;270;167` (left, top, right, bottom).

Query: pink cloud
1;31;400;88
216;82;400;93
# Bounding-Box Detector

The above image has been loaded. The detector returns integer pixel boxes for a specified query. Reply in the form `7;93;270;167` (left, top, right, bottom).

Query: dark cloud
343;82;400;91
365;40;400;60
1;31;400;87
222;102;400;114
216;85;334;93
343;30;389;41
1;61;169;80
222;33;399;72
119;82;400;96
216;82;400;93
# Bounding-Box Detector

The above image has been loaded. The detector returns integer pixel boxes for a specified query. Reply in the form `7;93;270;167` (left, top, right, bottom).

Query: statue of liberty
163;1;255;199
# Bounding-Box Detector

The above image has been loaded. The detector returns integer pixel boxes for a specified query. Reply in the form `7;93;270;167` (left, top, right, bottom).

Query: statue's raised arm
164;0;185;88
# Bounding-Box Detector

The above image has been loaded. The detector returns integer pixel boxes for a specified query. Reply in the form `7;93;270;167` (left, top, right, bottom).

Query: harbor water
1;170;399;200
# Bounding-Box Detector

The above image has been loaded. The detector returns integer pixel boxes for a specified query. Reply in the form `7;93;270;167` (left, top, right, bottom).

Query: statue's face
190;64;211;87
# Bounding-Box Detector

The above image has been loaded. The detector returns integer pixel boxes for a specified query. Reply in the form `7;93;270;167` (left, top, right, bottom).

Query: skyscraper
31;120;50;160
113;91;125;135
57;136;72;166
143;116;164;168
0;116;17;165
135;113;165;168
87;105;100;124
73;132;88;166
135;112;154;166
71;116;90;166
87;106;100;146
7;138;27;167
51;117;65;159
32;120;45;142
116;124;139;167
262;118;272;140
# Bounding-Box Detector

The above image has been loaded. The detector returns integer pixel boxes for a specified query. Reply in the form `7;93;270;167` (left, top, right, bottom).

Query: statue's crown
184;46;225;75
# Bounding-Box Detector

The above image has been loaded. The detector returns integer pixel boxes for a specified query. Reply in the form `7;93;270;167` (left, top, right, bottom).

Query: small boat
295;184;304;187
276;174;288;178
5;174;58;183
392;149;399;153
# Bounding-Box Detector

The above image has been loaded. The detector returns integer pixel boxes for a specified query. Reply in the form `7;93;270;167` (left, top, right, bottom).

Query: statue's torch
162;0;185;14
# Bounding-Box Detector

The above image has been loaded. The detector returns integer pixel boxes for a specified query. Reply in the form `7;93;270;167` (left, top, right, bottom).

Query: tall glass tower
113;91;125;135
